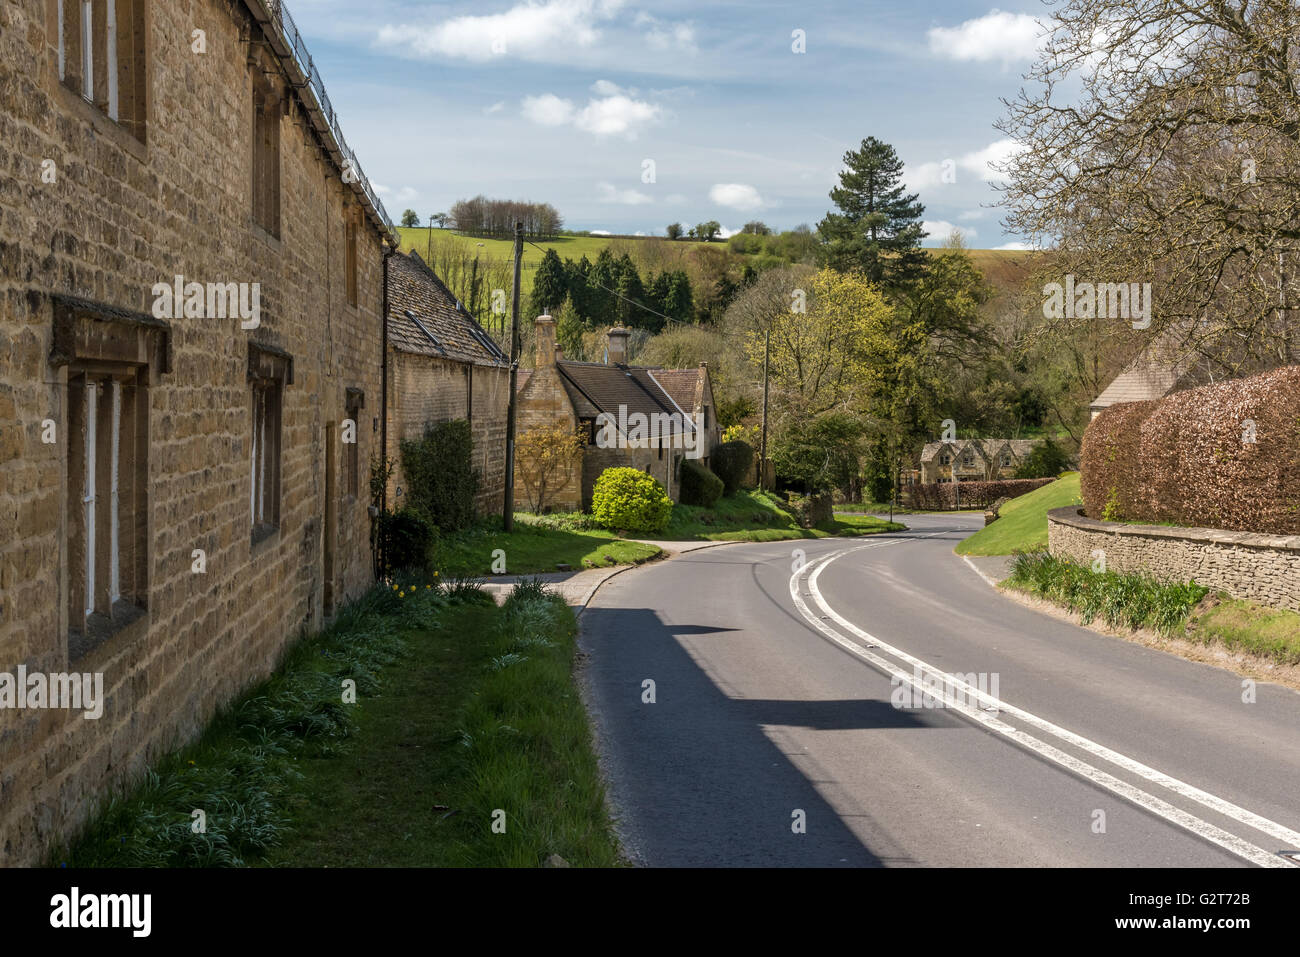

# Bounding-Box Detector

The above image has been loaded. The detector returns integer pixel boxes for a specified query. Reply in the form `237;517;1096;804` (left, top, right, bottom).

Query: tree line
444;196;564;239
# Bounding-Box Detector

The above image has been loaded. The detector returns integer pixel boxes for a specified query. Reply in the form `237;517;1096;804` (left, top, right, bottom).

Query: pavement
577;513;1300;867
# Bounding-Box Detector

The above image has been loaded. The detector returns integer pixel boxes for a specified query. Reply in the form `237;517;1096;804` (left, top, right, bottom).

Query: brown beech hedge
1080;365;1300;534
909;477;1056;510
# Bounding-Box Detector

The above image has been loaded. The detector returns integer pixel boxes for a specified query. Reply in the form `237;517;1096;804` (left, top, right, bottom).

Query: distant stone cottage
514;319;721;509
917;439;1043;484
385;250;511;516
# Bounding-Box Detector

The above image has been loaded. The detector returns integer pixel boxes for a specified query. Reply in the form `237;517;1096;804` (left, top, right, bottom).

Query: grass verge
1184;597;1300;665
955;473;1082;556
661;489;905;541
433;513;660;576
58;578;620;867
1004;550;1208;635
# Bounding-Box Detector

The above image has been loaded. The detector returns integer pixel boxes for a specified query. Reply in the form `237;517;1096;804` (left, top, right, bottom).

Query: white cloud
591;79;628;96
995;241;1033;250
590;230;613;236
596;181;654;205
927;10;1043;67
485;101;506;114
908;138;1025;189
709;183;765;211
375;183;419;204
521;89;663;138
521;93;575;126
575;94;662;136
635;13;697;53
922;220;977;242
377;0;625;62
716;225;741;239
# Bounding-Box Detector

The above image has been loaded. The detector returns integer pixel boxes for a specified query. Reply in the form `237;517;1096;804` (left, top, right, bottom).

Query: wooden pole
503;221;523;531
759;327;770;491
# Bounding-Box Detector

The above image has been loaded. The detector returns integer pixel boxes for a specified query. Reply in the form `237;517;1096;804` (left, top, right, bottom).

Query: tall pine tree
818;136;928;289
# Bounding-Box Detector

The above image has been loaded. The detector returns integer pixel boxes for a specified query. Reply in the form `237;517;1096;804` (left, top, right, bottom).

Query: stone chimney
534;314;556;367
607;326;630;366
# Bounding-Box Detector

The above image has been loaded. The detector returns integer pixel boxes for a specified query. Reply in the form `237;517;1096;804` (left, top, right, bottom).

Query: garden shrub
591;467;673;533
400;419;478;532
378;507;435;573
680;458;724;507
711;440;755;495
1081;365;1300;534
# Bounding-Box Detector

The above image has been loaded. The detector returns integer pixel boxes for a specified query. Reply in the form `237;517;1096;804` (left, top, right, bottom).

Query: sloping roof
647;368;704;413
920;438;1040;463
386;251;508;365
1091;331;1199;411
554;360;695;435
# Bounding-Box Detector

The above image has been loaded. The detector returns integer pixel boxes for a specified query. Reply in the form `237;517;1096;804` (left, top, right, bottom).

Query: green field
954;473;1083;556
395;227;1037;310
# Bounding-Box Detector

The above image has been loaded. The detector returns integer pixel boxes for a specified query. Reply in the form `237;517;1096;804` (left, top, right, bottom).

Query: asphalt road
579;514;1300;867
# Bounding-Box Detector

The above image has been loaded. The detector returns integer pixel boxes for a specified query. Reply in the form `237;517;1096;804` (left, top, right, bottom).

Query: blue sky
290;0;1046;248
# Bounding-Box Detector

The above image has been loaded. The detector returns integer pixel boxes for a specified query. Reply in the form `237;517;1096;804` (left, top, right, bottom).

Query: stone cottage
0;0;393;864
917;439;1043;485
385;250;511;516
514;320;721;510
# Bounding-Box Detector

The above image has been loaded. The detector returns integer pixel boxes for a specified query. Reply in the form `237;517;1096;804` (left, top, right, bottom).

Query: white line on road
790;544;1297;867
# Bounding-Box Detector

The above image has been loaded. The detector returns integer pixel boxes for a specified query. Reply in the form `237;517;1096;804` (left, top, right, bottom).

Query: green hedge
710;440;754;495
400;419;478;532
591;467;672;533
679;458;724;507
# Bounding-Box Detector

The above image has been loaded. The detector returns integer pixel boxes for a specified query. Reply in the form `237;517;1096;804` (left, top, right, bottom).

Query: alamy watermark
1042;274;1152;328
0;666;104;719
151;275;260;329
595;406;706;460
891;666;1000;713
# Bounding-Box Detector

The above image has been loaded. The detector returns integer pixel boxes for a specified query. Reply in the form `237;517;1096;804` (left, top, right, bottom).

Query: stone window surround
248;341;293;547
49;294;170;660
54;0;149;144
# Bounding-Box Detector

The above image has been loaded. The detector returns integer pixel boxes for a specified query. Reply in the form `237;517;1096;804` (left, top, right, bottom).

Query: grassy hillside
395;227;1039;311
955;472;1082;556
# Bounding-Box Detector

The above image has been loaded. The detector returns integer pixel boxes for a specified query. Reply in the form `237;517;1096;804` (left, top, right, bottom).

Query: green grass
1005;550;1209;636
1184;598;1300;665
265;584;619;867
954;472;1083;556
659;489;905;541
60;579;621;867
433;514;661;577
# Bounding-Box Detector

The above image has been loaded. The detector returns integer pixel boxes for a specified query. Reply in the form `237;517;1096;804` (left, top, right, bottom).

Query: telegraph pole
759;327;770;491
503;221;523;531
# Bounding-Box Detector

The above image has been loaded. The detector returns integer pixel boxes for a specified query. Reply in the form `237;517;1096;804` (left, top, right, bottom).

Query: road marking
962;555;1001;589
790;545;1297;867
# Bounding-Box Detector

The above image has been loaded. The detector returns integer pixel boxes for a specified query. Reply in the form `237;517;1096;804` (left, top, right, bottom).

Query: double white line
789;537;1300;868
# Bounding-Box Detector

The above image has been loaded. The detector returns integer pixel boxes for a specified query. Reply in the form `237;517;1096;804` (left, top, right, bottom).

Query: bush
400;419;478;532
711;440;754;495
1081;365;1300;534
1015;437;1072;479
908;477;1055;510
591;467;673;533
378;508;435;573
679;458;724;507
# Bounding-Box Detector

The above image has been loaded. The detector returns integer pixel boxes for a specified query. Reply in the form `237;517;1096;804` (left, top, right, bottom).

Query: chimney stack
534;314;556;367
607;326;630;366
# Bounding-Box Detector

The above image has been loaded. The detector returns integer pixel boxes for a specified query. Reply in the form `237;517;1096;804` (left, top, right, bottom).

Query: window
939;452;950;465
66;369;148;656
57;1;147;140
252;74;281;237
249;344;292;541
580;418;597;445
345;388;364;500
345;210;359;307
1001;452;1012;468
52;295;166;658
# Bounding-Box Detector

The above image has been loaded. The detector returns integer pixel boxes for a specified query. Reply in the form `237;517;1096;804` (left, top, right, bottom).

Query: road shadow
581;605;954;867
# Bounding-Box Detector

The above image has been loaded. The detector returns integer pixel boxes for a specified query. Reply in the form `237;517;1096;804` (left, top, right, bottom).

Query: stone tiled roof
919;438;1040;463
387;251;508;365
1091;330;1199;411
554;361;695;435
646;368;704;413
